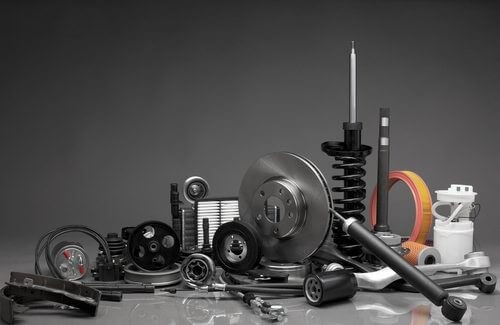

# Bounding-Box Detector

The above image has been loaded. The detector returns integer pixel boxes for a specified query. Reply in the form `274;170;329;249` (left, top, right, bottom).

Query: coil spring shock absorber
321;42;372;260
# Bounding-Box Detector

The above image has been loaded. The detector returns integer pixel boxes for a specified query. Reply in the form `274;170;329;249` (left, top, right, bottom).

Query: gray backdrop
1;1;499;247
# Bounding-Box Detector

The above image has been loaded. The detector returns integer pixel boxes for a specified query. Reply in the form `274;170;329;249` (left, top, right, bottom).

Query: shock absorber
321;41;372;260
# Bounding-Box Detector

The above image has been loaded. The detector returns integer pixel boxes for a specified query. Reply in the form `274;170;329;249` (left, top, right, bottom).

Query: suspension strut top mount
321;141;372;158
239;152;333;263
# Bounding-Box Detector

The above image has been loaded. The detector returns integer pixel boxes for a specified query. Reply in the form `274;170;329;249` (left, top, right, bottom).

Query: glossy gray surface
2;2;499;324
1;238;498;325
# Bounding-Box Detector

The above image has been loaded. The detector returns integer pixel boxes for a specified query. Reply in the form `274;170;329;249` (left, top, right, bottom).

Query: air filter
402;241;441;265
196;198;239;248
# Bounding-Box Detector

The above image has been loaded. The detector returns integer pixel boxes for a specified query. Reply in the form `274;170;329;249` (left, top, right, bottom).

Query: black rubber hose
46;227;111;278
232;283;302;289
222;285;303;295
35;225;111;279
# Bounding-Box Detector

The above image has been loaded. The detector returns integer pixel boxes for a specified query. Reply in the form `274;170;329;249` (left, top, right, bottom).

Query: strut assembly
322;42;372;260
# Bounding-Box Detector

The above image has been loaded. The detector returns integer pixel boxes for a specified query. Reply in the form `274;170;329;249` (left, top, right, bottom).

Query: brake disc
239;152;332;263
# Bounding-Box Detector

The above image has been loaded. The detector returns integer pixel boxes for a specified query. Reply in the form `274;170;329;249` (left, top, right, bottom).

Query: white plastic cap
435;184;477;203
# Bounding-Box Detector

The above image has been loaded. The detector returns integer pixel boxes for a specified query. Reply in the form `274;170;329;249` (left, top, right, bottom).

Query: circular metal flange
224;234;248;263
181;253;216;288
239;152;332;263
304;276;322;305
124;263;182;287
260;258;312;282
212;221;262;273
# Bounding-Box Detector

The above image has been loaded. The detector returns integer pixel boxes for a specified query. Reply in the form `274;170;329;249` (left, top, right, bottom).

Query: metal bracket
0;272;101;324
355;252;491;291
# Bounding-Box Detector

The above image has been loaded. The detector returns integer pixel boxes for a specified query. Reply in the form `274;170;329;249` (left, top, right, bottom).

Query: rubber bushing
478;273;497;294
441;296;467;322
213;221;262;274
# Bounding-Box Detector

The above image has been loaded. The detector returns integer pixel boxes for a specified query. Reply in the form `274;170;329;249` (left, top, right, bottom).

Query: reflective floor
1;239;498;324
91;288;497;325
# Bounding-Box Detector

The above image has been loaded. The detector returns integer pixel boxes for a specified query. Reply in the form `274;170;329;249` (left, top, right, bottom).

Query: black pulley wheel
213;221;262;274
128;221;180;271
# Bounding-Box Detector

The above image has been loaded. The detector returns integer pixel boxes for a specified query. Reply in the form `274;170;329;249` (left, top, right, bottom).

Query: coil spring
331;155;368;260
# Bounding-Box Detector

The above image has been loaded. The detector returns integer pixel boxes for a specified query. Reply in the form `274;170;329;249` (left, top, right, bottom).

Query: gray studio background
1;1;499;250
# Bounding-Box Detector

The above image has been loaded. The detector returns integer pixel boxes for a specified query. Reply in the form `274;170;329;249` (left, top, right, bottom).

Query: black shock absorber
321;42;372;260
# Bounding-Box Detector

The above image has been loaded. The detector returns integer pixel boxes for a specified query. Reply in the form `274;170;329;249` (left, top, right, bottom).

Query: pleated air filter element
196;198;239;248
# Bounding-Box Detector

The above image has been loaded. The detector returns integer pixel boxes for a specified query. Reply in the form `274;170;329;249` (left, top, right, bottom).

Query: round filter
128;221;180;271
303;270;357;306
239;152;332;263
51;241;89;281
402;241;441;265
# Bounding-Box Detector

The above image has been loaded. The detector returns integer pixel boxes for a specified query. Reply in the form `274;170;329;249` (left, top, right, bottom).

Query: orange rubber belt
369;171;432;244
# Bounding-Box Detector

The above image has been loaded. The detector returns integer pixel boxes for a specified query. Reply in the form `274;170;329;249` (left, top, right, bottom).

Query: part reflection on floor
0;241;498;325
94;288;495;325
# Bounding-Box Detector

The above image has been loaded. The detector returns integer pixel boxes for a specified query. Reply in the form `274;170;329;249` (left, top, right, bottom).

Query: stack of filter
196;198;239;248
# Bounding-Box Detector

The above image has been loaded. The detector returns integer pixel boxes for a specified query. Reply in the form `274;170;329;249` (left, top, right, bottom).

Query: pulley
124;263;181;287
128;221;180;271
183;176;210;204
212;220;262;273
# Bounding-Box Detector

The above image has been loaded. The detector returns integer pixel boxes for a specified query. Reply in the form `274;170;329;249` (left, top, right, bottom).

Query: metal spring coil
331;155;368;260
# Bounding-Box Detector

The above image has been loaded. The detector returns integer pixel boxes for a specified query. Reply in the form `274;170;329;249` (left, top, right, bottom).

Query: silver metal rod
330;208;346;222
349;41;357;123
